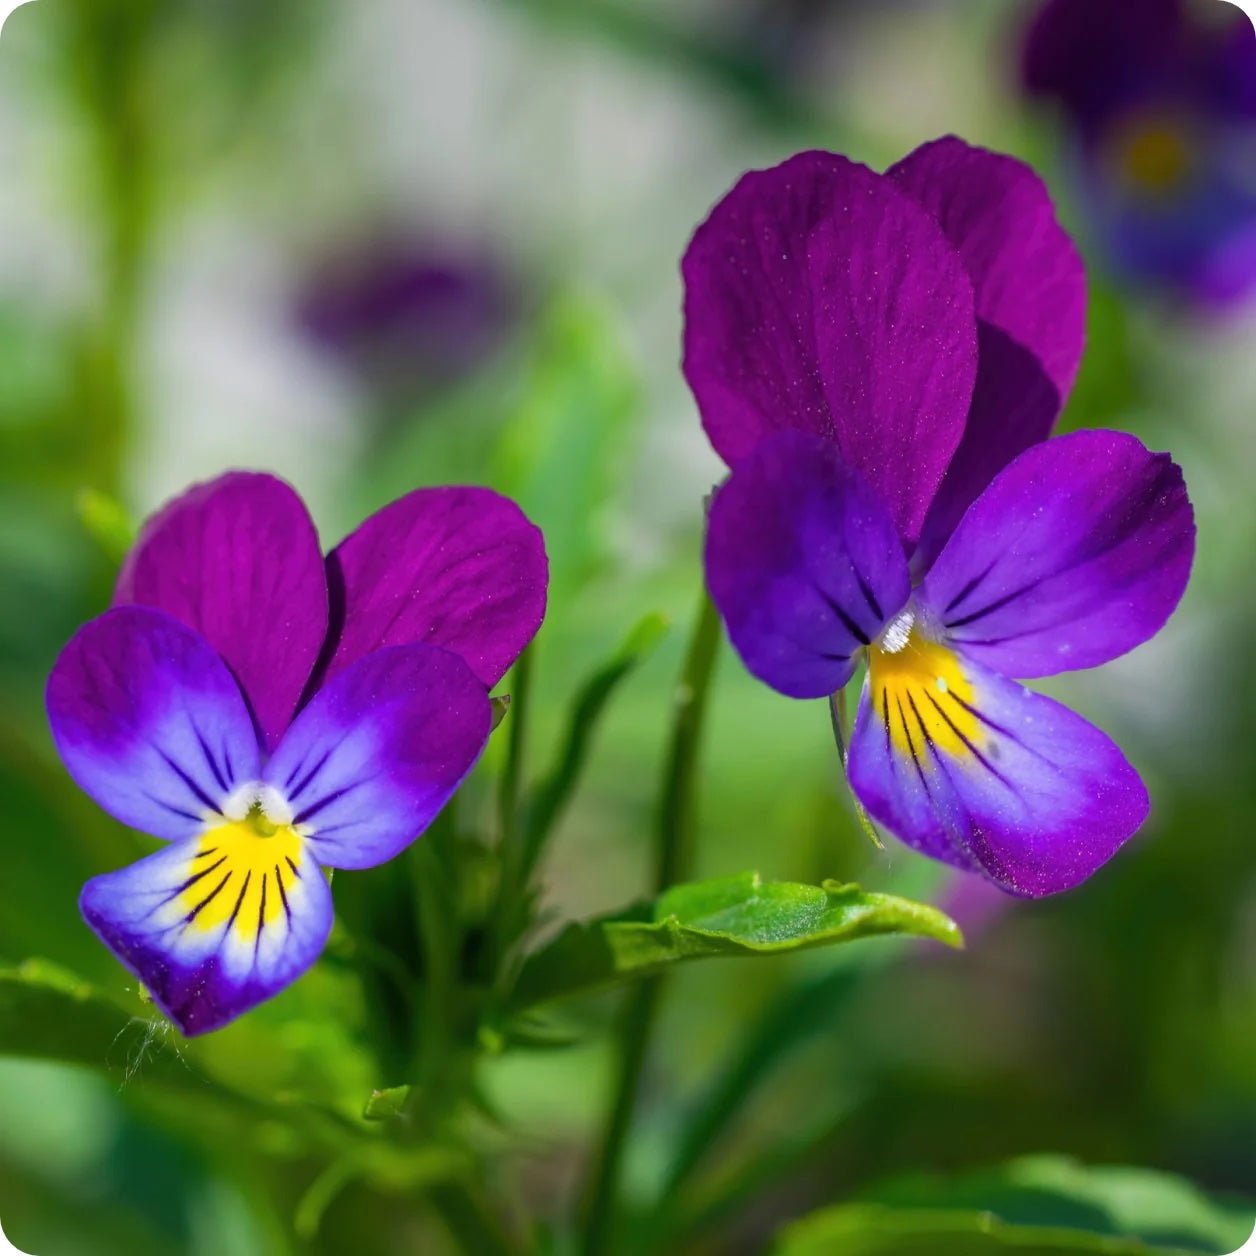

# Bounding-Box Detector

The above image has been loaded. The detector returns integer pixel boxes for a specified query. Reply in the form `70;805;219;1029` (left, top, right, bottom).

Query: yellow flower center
867;616;981;762
1107;112;1197;199
178;815;303;939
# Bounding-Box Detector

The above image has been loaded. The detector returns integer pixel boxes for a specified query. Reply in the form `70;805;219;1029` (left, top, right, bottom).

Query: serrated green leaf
860;1157;1255;1256
773;1204;1214;1256
510;872;961;1010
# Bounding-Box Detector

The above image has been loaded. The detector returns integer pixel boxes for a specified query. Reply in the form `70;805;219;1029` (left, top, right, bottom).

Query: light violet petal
919;430;1194;678
704;432;911;700
46;608;260;841
80;832;331;1036
683;150;977;544
848;647;1149;897
265;644;492;870
115;472;328;751
321;487;547;689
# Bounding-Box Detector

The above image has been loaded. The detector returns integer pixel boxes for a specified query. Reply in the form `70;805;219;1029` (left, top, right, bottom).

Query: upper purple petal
889;139;1087;567
1021;0;1183;132
265;643;492;870
919;430;1195;678
888;137;1087;401
912;326;1061;574
320;487;547;690
848;649;1149;898
47;607;260;840
1209;9;1256;119
115;472;329;751
704;432;910;700
682;150;978;545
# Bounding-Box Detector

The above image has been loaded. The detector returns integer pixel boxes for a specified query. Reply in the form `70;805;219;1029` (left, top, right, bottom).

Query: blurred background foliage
0;0;1254;1253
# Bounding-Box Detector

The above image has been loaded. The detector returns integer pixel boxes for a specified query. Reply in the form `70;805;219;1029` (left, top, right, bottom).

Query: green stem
485;647;535;984
413;817;458;1081
579;591;721;1256
428;1180;518;1256
498;646;534;850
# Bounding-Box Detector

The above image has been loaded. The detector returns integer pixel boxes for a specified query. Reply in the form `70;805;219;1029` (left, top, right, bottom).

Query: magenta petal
704;432;910;700
80;835;332;1036
322;487;547;689
683;151;977;544
889;138;1087;564
919;430;1194;678
265;644;492;870
848;655;1149;898
116;473;328;751
889;136;1087;401
46;608;260;841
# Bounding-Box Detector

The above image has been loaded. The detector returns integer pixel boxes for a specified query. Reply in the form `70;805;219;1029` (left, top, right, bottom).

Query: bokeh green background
0;1;1253;1253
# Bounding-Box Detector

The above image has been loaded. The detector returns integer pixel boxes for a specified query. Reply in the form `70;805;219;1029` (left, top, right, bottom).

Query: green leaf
0;959;198;1086
363;1085;411;1121
773;1204;1218;1255
75;487;136;566
490;694;511;730
860;1157;1255;1256
520;611;669;874
493;294;640;591
510;872;961;1010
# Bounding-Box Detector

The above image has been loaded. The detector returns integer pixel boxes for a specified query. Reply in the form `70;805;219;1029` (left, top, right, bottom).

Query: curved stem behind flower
579;590;721;1256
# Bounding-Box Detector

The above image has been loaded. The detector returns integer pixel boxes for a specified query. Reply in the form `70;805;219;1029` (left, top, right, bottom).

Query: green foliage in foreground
778;1157;1255;1256
512;871;962;1009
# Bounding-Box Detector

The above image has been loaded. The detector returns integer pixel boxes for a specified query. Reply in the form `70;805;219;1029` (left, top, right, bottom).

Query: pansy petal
265;643;492;870
913;325;1060;573
47;608;260;841
919;430;1193;678
80;831;331;1036
1021;0;1181;133
683;151;977;544
889;136;1087;399
705;432;911;700
848;646;1148;897
115;472;328;750
321;487;546;689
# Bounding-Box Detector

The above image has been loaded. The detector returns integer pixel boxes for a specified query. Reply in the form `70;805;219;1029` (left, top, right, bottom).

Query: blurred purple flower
684;138;1195;898
1023;0;1256;308
296;238;519;403
47;473;547;1034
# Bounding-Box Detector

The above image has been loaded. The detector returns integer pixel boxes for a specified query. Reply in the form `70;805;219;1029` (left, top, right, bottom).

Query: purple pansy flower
1023;0;1256;308
46;474;547;1034
296;236;518;405
685;138;1195;897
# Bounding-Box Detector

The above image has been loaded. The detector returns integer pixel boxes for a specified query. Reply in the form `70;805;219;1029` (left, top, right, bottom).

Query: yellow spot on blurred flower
1107;112;1198;199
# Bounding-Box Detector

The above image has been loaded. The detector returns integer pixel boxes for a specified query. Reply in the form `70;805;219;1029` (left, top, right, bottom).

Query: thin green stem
827;690;848;766
829;688;884;851
579;591;721;1256
413;812;458;1088
498;646;534;849
486;647;535;985
428;1180;518;1256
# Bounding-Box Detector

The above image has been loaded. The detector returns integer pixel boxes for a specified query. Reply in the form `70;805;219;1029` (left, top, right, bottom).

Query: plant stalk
579;591;721;1255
